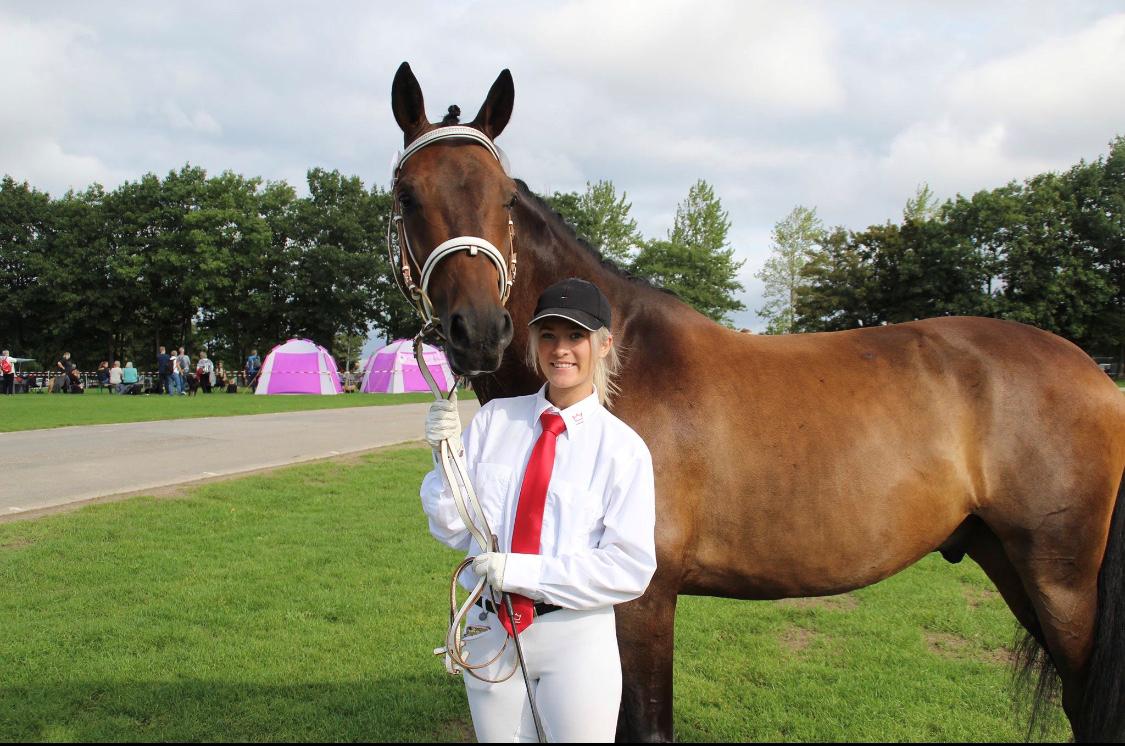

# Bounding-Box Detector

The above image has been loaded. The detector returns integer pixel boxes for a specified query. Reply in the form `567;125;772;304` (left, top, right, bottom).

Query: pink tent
255;339;343;395
361;339;454;394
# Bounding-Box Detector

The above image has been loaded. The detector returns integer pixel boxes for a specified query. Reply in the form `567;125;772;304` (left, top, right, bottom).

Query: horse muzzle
443;306;514;376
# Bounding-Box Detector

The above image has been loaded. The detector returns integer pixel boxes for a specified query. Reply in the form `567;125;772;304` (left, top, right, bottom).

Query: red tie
499;411;567;636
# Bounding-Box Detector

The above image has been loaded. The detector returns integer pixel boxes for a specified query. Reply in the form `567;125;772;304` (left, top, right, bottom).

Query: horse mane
513;179;674;295
441;105;461;125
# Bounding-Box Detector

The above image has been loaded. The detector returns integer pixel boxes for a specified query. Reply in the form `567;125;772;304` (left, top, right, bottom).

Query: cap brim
528;308;604;331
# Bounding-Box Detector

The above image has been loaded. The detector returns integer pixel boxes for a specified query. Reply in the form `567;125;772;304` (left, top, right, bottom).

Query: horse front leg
615;584;678;743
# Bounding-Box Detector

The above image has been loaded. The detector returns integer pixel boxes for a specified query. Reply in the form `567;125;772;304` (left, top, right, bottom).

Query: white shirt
420;385;657;610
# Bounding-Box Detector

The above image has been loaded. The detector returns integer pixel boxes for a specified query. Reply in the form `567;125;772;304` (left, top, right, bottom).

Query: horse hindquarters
1077;470;1125;742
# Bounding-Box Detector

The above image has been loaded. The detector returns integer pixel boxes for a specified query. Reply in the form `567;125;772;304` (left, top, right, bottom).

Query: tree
903;182;941;222
632;180;745;323
543;181;641;268
0;176;53;361
288;169;389;348
756;205;824;334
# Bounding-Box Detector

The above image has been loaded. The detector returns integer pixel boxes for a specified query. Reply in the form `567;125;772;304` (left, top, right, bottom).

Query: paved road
0;400;480;518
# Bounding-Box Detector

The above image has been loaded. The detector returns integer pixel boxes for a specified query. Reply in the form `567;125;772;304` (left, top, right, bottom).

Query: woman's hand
425;399;461;449
471;552;508;591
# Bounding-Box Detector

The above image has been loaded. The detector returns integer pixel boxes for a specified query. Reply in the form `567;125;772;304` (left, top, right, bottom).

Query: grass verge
0;390;474;433
0;446;1069;741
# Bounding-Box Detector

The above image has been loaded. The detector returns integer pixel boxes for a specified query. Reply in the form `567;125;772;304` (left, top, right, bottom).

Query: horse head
390;62;518;376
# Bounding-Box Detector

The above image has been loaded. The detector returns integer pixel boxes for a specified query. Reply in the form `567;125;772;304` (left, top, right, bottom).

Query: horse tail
1076;466;1125;742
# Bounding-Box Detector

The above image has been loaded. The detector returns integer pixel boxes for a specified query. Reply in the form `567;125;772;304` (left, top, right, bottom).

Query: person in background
157;346;173;395
109;360;123;394
196;351;214;394
245;349;260;389
0;349;15;394
214;361;227;389
122;361;139;393
96;361;110;391
177;347;191;396
56;352;76;393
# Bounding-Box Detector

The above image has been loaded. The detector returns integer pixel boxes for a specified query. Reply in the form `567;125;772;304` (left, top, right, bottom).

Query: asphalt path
0;399;480;519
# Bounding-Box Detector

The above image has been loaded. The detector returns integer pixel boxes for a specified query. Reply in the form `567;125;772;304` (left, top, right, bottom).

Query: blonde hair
526;322;623;407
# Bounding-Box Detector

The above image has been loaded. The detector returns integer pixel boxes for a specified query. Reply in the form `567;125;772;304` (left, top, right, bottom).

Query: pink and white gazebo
254;339;343;395
361;339;454;394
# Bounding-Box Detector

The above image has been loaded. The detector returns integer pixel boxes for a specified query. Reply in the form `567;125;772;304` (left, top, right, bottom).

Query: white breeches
462;605;621;743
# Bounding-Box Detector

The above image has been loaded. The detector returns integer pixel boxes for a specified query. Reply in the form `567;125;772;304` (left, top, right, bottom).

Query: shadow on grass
1;676;474;742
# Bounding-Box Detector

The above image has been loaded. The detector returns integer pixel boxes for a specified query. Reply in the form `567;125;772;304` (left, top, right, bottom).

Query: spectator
196;351;215;394
96;361;110;391
214;361;227;389
56;352;76;393
109;360;123;394
245;348;261;388
177;347;191;396
157;346;173;395
122;361;139;393
0;349;14;394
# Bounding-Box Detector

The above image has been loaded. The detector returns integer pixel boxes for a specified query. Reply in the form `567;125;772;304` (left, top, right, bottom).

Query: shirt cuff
502;553;544;600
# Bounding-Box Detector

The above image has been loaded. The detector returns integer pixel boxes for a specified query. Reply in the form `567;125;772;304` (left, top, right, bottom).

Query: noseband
387;126;519;336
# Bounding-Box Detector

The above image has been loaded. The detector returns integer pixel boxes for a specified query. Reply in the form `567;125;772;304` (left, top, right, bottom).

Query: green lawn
0;390;473;433
0;446;1069;742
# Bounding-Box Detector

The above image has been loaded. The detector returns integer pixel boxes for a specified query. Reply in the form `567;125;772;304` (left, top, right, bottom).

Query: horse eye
398;192;416;210
505;193;519;209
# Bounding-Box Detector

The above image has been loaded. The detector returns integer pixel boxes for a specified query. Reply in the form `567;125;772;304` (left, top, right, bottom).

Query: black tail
1076;468;1125;742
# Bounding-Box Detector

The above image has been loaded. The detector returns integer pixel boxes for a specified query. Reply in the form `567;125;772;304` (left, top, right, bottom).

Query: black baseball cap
528;278;612;331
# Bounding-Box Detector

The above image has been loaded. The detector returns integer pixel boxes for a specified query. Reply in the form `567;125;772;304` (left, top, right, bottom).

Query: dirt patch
777;593;859;611
925;631;971;658
779;626;819;655
963;585;1001;609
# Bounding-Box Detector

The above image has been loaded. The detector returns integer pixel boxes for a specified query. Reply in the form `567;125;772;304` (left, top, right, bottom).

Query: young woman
420;278;656;743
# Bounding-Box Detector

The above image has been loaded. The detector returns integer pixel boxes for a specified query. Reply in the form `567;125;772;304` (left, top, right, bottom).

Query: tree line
0;167;745;371
758;136;1125;364
0;166;410;371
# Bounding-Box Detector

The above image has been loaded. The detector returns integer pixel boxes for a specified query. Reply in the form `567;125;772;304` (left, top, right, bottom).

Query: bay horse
390;62;1125;742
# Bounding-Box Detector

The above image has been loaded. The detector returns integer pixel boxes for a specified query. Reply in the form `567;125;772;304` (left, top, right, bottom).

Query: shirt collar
533;384;602;433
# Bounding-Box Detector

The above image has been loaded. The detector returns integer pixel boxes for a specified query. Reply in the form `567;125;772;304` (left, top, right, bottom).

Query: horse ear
471;69;514;140
392;61;429;142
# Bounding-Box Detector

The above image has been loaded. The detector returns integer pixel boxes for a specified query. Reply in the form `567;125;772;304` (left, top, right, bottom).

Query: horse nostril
498;310;513;345
448;312;471;350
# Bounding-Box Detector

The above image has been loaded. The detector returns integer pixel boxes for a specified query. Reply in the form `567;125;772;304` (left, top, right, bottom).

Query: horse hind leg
970;475;1123;743
957;518;1061;735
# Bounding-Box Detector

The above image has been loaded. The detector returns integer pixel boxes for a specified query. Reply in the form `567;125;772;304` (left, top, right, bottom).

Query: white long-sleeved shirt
420;385;656;610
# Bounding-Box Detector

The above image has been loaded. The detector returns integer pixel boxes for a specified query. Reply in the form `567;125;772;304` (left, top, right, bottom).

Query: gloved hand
471;552;508;591
425;399;461;449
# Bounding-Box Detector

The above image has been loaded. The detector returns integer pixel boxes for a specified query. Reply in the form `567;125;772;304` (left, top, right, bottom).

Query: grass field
0;446;1070;742
0;390;473;433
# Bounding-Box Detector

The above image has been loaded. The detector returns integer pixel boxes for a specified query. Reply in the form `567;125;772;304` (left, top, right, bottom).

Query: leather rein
386;126;525;685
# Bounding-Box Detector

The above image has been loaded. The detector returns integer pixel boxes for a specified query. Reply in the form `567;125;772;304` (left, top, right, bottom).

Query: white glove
471;552;508;592
425;399;461;449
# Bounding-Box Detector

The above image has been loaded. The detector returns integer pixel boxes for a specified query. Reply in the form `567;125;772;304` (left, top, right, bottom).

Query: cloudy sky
4;1;1124;337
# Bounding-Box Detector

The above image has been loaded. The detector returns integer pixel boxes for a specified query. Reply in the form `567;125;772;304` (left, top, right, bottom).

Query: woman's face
535;319;610;403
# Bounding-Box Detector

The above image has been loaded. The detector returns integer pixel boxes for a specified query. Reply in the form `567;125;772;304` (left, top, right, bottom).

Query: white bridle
387;126;518;333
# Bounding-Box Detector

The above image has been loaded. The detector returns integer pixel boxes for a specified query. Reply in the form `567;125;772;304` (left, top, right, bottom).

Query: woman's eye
570;332;585;341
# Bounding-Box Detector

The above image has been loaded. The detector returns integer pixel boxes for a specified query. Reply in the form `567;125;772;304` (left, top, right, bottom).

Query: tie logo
512;611;523;623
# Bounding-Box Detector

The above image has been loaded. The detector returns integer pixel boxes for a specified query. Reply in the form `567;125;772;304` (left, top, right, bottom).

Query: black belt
474;597;562;618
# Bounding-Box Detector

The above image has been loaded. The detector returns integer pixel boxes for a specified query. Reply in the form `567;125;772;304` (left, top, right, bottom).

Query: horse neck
470;191;688;403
